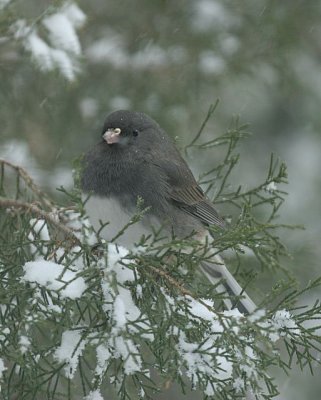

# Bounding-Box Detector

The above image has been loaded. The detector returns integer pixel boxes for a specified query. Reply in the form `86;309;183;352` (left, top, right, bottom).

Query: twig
148;264;194;298
184;100;219;154
0;159;54;208
0;197;81;246
144;263;228;320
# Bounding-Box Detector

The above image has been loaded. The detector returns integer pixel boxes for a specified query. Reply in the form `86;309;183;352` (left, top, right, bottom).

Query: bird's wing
152;155;225;228
170;184;225;228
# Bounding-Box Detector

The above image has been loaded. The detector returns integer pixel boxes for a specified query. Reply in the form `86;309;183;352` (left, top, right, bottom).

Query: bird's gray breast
83;194;161;248
81;145;170;246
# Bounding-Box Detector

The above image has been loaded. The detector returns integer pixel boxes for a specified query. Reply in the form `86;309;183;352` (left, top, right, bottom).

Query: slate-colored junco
81;110;256;314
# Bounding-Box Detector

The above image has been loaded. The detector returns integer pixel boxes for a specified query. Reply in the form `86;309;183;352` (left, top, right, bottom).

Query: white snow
113;336;142;374
86;35;128;67
49;48;77;81
0;0;11;9
220;35;240;55
106;244;133;283
54;329;86;379
188;297;215;321
204;382;215;396
97;335;142;376
272;310;300;335
193;0;231;31
249;308;266;322
25;31;54;71
0;358;6;379
11;2;86;80
95;344;111;376
109;96;131;111
0;327;9;342
19;335;31;354
12;19;30;39
256;309;300;343
64;210;97;245
237;346;258;379
265;181;277;193
100;245;142;335
29;219;50;241
223;309;243;319
84;390;104;400
22;259;87;299
92;243;154;377
43;13;81;55
79;97;99;119
199;51;225;75
113;289;141;331
25;28;79;81
187;297;224;333
233;377;245;392
0;140;36;173
28;218;49;255
63;2;86;28
136;284;143;298
14;24;79;81
177;330;233;391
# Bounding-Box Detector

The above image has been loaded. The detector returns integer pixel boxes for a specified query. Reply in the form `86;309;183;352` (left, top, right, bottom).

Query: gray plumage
82;110;255;314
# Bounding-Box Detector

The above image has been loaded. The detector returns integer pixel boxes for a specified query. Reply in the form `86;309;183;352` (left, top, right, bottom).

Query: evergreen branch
0;113;319;400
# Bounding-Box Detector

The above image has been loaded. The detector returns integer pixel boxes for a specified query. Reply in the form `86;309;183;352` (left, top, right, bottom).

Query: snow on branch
7;2;86;80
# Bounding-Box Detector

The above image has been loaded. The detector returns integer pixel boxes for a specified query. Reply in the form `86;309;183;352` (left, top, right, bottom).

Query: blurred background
0;0;320;398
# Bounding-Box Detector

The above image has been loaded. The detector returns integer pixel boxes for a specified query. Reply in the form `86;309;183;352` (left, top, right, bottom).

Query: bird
81;110;256;314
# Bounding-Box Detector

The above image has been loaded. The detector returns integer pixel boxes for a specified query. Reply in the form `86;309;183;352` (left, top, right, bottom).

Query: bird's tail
200;255;256;314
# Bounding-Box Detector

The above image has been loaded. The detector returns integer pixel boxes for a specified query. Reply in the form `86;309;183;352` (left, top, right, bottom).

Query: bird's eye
133;129;139;137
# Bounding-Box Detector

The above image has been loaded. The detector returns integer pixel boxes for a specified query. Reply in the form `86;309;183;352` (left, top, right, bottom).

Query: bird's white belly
83;195;160;248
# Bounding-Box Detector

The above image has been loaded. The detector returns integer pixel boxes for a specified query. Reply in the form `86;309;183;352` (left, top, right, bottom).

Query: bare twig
184;100;219;154
0;197;81;246
0;159;54;208
148;264;194;297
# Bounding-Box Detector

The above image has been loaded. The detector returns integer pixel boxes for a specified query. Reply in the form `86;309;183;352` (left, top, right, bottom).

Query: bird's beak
103;128;121;144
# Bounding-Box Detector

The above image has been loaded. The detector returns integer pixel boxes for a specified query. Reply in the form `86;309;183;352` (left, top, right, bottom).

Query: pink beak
103;129;121;144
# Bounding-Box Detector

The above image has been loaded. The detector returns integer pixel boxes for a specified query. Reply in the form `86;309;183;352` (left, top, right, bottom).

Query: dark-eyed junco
81;110;256;314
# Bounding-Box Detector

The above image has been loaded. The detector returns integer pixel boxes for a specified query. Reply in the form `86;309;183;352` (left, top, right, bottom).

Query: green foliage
0;122;320;400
